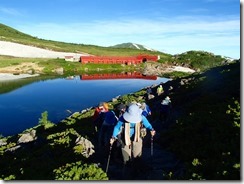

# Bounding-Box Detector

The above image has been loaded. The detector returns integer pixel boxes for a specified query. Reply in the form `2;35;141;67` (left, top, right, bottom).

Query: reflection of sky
0;76;169;136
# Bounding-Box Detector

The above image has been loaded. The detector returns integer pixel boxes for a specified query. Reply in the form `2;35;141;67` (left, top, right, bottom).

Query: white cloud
0;7;22;16
17;16;240;59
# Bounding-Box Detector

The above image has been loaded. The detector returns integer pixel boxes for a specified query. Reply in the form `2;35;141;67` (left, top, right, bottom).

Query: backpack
118;121;147;147
103;110;118;126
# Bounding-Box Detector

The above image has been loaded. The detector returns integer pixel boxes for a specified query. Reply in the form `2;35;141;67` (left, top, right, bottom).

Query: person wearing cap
110;103;156;165
93;102;109;138
98;109;118;150
115;103;127;118
146;86;152;95
146;86;155;100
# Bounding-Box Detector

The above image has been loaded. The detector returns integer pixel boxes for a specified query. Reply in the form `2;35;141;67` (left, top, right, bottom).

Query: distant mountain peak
110;42;157;51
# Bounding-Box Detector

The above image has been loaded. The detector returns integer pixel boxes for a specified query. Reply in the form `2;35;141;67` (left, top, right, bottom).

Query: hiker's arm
142;116;156;136
111;120;123;138
110;120;123;145
141;116;153;130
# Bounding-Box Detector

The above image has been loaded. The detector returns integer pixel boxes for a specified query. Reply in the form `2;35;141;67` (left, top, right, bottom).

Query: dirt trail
94;117;185;180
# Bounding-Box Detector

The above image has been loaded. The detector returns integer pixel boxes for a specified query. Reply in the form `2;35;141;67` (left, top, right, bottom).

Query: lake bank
0;73;39;81
0;62;195;81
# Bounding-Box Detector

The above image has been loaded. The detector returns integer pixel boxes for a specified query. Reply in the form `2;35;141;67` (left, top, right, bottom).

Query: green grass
0;23;230;73
0;23;170;58
0;55;45;67
159;61;240;180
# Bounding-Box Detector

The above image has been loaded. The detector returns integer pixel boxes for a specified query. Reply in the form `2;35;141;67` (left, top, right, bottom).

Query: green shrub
0;174;16;180
38;111;55;129
53;161;108;180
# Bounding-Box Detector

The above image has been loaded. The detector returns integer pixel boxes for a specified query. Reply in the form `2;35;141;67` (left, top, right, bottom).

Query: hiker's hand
150;129;156;137
110;137;116;145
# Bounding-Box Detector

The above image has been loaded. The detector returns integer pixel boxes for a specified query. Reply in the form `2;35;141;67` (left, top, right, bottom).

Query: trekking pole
151;135;154;157
105;143;113;173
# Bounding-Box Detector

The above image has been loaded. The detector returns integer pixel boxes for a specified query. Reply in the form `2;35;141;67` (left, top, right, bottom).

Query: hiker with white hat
110;103;156;165
160;96;172;121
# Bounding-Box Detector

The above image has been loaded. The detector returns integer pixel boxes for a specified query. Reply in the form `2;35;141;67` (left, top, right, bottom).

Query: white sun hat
123;103;142;123
165;96;170;101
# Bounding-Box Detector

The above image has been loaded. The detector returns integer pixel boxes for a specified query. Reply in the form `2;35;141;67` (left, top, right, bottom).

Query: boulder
18;130;37;144
75;136;95;158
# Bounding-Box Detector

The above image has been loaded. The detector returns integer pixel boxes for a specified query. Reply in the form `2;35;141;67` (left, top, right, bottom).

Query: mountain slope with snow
110;42;158;51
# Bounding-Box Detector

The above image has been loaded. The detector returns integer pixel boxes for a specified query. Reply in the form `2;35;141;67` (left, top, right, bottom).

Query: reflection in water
0;75;58;94
80;72;157;80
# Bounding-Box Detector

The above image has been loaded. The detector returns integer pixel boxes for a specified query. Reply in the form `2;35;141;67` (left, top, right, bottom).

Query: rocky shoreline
142;62;195;76
0;62;195;81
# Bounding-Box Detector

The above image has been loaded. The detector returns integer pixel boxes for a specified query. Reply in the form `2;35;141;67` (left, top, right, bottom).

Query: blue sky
0;0;241;59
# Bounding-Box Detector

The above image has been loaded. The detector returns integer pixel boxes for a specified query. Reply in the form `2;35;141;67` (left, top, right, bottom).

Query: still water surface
0;75;169;137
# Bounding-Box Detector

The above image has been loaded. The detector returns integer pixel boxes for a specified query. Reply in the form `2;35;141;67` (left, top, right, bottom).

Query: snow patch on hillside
132;43;141;49
0;40;90;58
143;45;155;51
171;66;195;73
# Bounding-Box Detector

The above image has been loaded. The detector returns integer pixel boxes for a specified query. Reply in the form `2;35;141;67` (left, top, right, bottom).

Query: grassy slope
158;61;240;179
0;23;170;58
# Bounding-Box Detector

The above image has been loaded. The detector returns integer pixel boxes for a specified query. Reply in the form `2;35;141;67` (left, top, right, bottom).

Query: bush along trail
0;60;240;180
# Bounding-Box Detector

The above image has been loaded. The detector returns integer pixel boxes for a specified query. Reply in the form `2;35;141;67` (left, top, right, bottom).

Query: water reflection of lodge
80;72;157;80
80;54;159;64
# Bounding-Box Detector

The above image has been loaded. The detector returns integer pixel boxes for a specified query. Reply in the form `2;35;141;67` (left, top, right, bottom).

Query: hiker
140;102;152;118
114;103;127;118
110;103;156;166
156;85;164;96
146;86;152;95
98;109;118;149
109;103;127;164
160;96;172;121
93;102;109;137
145;86;155;100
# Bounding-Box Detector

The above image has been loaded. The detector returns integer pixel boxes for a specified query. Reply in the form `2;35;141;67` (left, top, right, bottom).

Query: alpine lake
0;72;170;137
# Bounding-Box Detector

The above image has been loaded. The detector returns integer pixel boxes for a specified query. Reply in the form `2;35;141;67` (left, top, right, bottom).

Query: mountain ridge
110;42;158;52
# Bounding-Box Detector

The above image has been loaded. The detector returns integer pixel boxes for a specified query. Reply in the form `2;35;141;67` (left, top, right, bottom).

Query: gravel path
0;40;89;58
